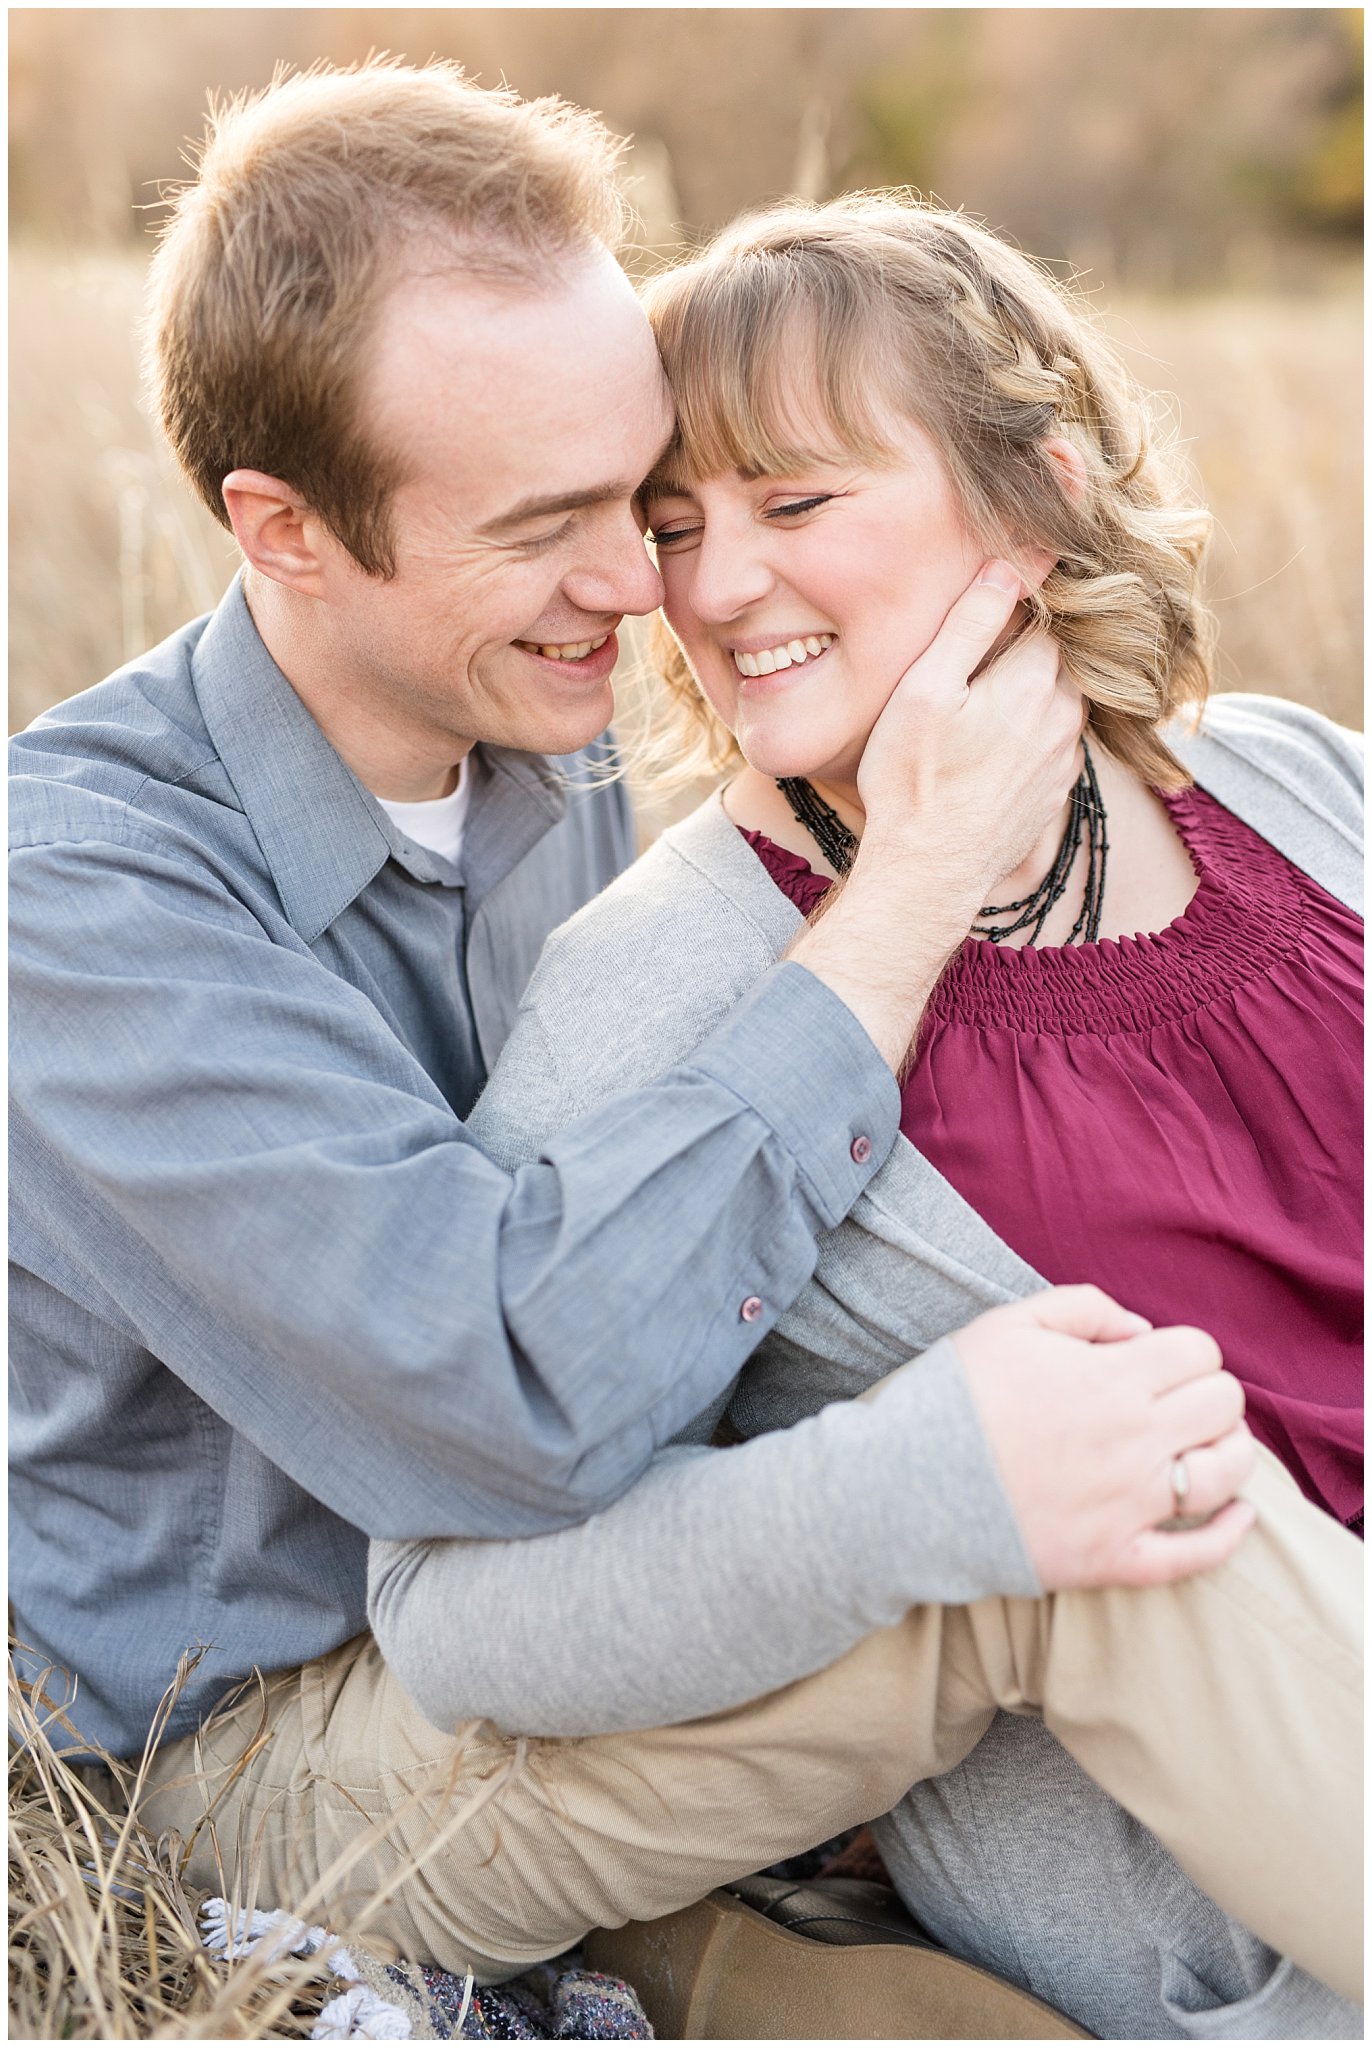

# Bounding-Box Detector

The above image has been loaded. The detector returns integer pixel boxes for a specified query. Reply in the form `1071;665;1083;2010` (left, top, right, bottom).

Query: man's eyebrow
483;431;679;535
478;481;638;534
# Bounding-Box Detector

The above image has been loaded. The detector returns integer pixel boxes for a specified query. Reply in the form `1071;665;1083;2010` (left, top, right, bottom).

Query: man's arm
12;568;1082;1541
10;828;896;1539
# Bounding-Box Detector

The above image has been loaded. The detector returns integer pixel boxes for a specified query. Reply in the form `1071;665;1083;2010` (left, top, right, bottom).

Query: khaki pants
138;1444;1362;2003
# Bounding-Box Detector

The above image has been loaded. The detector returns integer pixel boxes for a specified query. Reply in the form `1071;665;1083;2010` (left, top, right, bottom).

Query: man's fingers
1156;1365;1247;1449
1118;1499;1258;1587
978;622;1061;694
1021;1282;1152;1344
916;562;1022;684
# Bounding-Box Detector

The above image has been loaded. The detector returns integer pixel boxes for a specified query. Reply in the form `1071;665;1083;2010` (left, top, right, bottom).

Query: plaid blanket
200;1900;652;2040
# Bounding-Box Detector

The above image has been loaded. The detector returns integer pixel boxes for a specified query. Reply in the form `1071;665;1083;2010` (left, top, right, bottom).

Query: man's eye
516;520;573;555
765;494;834;521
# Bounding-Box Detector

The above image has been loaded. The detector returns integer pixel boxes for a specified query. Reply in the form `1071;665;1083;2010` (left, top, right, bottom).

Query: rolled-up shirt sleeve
10;830;899;1538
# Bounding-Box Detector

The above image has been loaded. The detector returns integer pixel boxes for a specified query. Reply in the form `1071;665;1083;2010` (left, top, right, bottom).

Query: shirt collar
191;577;568;940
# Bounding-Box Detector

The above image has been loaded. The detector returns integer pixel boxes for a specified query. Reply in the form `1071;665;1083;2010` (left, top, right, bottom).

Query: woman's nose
682;527;774;625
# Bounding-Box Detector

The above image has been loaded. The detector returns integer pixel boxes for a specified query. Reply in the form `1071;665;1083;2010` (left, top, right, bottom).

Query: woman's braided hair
638;193;1215;791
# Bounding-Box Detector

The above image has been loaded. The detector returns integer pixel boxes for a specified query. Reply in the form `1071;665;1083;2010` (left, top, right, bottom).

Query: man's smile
512;630;619;679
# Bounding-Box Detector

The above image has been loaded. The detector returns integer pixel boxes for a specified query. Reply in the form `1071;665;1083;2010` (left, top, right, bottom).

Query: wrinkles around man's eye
512;520;574;555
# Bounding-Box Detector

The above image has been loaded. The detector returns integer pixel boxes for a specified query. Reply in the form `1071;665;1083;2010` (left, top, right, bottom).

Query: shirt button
740;1295;764;1323
850;1134;873;1164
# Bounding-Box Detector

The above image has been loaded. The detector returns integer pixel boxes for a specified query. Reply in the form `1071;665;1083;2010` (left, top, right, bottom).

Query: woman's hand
855;559;1083;921
951;1285;1258;1591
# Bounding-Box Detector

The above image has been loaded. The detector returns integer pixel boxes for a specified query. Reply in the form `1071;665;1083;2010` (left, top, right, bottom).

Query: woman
371;197;1361;2035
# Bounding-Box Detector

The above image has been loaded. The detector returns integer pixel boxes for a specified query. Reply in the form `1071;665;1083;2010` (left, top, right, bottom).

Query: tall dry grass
10;1646;335;2039
1097;283;1361;728
9;249;240;735
9;1639;517;2039
8;248;1362;741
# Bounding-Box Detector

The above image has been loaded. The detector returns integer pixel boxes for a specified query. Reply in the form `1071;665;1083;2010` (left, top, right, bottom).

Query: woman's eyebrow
637;468;693;503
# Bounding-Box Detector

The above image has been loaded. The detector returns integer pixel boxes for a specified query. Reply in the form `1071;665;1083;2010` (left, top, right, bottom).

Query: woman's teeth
733;634;835;679
517;634;610;661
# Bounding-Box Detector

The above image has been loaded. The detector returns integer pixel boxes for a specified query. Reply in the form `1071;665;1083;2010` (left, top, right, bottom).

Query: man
10;60;1358;2010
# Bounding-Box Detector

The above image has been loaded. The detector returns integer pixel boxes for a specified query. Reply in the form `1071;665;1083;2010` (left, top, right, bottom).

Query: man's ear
222;471;332;594
1018;436;1090;592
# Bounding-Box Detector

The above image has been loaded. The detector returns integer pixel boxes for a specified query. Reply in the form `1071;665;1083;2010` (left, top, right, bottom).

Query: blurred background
10;6;1363;737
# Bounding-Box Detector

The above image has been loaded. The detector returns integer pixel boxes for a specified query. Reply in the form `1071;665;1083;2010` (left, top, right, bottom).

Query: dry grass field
9;247;1361;742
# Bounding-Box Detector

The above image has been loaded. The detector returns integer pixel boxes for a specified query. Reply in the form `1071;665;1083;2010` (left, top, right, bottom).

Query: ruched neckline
748;789;1311;1036
931;788;1310;1034
742;786;1363;1531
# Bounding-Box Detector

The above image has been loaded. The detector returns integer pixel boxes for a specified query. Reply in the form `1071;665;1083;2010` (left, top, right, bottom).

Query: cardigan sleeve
368;1337;1037;1737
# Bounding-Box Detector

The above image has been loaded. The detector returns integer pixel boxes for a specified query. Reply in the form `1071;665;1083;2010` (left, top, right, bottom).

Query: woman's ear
1044;435;1088;502
1019;437;1090;592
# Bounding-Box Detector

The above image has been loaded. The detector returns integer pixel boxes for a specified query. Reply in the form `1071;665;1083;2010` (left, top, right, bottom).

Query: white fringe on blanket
199;1897;471;2040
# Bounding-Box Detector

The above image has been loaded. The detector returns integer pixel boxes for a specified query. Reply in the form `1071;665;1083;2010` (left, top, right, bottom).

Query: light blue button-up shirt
10;580;899;1754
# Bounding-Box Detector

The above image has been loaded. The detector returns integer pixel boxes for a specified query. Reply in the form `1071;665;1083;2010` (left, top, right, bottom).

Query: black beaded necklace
776;741;1108;946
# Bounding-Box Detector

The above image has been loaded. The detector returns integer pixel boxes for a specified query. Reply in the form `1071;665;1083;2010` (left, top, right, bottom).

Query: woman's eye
766;494;834;521
646;523;701;550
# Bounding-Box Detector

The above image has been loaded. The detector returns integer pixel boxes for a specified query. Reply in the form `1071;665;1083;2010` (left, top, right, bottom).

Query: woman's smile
731;632;837;680
646;427;986;787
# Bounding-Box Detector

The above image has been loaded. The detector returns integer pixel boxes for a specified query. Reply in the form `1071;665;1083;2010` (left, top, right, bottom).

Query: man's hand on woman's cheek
854;559;1084;917
951;1284;1257;1593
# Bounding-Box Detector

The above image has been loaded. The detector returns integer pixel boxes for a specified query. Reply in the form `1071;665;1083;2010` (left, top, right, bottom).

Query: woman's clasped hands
950;1285;1257;1592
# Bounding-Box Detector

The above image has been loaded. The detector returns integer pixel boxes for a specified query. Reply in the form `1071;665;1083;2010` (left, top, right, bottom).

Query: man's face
321;247;672;784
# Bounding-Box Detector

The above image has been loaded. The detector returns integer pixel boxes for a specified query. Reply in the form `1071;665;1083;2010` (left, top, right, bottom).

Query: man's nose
565;510;664;619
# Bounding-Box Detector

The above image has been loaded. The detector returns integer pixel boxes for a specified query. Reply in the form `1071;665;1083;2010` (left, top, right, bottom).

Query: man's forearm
11;842;900;1538
786;833;979;1074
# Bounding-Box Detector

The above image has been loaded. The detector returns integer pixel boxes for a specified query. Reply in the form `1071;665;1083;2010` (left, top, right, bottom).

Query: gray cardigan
369;695;1362;1737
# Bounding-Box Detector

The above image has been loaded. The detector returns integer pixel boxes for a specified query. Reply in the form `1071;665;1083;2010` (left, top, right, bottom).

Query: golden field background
11;250;1360;738
8;7;1363;736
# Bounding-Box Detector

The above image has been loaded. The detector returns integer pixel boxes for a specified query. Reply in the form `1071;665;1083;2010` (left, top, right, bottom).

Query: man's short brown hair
147;59;629;576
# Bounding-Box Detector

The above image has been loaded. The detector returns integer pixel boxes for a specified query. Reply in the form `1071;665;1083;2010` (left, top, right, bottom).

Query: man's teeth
733;634;835;679
519;634;610;661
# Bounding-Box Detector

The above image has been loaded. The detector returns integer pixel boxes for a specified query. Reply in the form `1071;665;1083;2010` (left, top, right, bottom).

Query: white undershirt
376;758;472;868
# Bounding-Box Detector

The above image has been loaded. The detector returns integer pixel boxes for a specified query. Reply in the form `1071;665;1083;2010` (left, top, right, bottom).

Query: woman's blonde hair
639;194;1215;791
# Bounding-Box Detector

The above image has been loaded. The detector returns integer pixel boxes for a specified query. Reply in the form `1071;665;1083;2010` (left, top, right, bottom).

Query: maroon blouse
744;786;1364;1532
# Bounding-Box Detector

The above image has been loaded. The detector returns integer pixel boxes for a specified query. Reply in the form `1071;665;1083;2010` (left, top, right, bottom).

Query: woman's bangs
662;287;894;484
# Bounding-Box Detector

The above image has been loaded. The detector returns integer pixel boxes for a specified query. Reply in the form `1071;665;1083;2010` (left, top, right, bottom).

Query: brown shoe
585;1878;1090;2039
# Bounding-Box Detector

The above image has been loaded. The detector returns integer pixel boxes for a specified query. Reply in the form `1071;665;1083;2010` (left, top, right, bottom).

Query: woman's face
643;409;987;790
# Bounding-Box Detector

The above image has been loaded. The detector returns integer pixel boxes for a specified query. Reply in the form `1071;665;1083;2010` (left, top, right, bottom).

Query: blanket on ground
200;1900;652;2040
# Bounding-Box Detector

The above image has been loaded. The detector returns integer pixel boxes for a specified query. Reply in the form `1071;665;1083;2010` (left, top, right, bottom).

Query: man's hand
855;559;1083;921
787;561;1083;1074
952;1285;1257;1592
